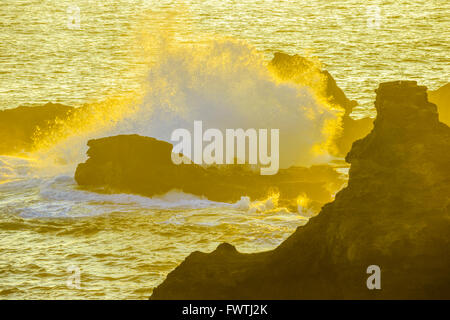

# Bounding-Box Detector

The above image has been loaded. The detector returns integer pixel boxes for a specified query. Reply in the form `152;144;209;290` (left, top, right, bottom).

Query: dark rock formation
75;135;344;211
429;83;450;126
0;102;74;154
270;52;373;156
150;81;450;299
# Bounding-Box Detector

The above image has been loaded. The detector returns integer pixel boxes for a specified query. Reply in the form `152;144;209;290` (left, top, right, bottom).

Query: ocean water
0;0;448;299
1;0;449;116
0;155;309;299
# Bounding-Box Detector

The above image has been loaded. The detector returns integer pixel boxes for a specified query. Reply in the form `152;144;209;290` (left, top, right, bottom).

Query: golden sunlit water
2;1;449;116
0;171;305;299
0;0;448;300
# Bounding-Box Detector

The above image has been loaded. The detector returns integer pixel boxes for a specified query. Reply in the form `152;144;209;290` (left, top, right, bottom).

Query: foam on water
1;138;309;300
0;156;303;219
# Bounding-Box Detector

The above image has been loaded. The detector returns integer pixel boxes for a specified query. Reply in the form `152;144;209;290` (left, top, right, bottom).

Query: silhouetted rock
0;102;74;154
429;83;450;125
270;52;373;156
75;134;344;211
150;81;450;299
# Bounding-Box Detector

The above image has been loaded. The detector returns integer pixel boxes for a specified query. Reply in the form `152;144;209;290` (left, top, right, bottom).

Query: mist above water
33;37;340;174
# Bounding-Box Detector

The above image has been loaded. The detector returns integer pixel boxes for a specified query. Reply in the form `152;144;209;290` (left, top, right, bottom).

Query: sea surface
1;155;310;299
1;0;449;116
0;0;448;299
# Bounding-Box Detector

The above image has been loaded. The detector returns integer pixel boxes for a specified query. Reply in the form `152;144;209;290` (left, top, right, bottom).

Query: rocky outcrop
75;135;344;210
270;52;373;156
0;102;74;154
429;83;450;126
150;81;450;299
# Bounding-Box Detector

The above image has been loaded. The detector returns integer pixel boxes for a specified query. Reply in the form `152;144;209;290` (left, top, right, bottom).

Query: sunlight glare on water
1;0;449;117
0;0;448;299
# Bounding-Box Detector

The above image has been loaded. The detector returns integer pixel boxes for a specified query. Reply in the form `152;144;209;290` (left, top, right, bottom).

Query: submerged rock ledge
150;81;450;299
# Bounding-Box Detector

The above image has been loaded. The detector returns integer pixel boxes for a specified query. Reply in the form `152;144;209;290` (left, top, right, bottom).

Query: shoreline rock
75;134;344;211
0;102;74;155
150;81;450;299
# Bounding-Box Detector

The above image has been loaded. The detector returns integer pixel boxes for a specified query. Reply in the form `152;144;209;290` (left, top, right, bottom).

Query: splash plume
32;35;341;173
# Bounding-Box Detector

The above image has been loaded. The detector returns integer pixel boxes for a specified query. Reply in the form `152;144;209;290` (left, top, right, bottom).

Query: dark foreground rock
270;52;373;156
429;83;450;126
150;81;450;299
75;135;344;210
0;102;74;154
